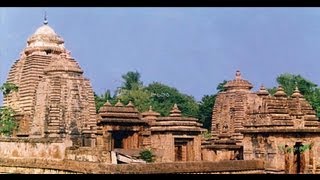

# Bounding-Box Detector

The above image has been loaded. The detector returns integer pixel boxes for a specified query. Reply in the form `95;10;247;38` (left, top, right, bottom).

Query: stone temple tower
4;18;97;147
211;70;256;144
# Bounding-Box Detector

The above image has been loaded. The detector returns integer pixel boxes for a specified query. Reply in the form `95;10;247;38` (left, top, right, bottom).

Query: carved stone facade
210;70;320;173
97;102;204;163
3;22;97;147
145;104;204;162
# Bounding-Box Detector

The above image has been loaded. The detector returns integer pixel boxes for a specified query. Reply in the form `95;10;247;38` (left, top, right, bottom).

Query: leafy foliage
0;106;17;136
198;94;216;130
145;82;199;117
1;82;18;96
139;148;155;163
120;71;143;91
278;145;293;154
279;143;313;154
118;88;151;113
202;130;212;140
216;80;228;93
294;144;312;153
94;90;116;112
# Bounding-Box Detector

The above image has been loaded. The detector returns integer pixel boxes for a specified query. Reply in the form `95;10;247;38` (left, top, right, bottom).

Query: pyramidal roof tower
4;16;97;147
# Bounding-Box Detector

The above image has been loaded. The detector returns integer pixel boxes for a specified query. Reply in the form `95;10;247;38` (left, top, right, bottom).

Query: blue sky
1;8;320;104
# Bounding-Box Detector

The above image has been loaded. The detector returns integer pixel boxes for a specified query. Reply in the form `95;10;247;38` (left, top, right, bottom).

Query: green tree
198;94;216;130
216;80;228;93
145;82;199;117
0;82;18;136
121;71;143;91
1;82;18;96
0;106;17;136
94;89;116;112
117;87;151;112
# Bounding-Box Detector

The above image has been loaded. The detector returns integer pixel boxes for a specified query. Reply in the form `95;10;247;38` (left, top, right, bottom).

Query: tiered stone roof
44;54;83;74
98;100;146;124
141;106;160;122
256;85;269;96
224;70;253;92
273;85;287;97
150;104;203;132
245;86;319;130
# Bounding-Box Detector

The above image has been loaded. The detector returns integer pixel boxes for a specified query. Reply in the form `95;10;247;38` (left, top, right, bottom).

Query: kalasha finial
44;11;48;25
235;70;241;80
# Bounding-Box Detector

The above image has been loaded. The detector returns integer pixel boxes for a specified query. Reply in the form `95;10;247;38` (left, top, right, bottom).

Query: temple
4;20;97;146
204;70;320;173
1;20;320;174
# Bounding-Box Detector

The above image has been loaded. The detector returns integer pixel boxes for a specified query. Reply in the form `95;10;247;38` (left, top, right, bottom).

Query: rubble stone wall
0;138;72;160
0;158;264;174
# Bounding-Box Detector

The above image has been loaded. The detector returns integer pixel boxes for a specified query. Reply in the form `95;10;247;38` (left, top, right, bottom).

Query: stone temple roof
141;106;160;119
98;100;146;124
244;86;319;129
274;85;287;97
151;104;203;132
44;53;83;74
34;24;57;35
224;70;253;92
256;85;269;96
24;23;65;56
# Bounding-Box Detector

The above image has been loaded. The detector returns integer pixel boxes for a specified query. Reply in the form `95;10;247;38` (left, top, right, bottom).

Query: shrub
139;148;155;163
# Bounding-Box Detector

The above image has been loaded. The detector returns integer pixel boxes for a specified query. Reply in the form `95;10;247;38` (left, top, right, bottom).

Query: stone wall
193;136;202;161
65;147;111;163
243;132;320;173
0;138;71;160
202;149;234;162
151;134;173;162
0;158;265;174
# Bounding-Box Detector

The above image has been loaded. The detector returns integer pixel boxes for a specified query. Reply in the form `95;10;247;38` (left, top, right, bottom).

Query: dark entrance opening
294;142;303;174
112;131;128;149
111;131;134;149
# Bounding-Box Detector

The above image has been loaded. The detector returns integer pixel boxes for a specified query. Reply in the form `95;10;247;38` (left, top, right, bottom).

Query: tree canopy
0;82;18;96
145;82;199;117
120;71;143;91
0;82;18;136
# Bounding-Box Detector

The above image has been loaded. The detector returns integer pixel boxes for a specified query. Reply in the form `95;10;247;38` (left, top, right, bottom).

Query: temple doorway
293;142;305;174
174;138;194;161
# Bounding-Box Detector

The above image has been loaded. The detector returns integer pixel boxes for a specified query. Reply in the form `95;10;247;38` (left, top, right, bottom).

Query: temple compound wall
0;158;264;174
